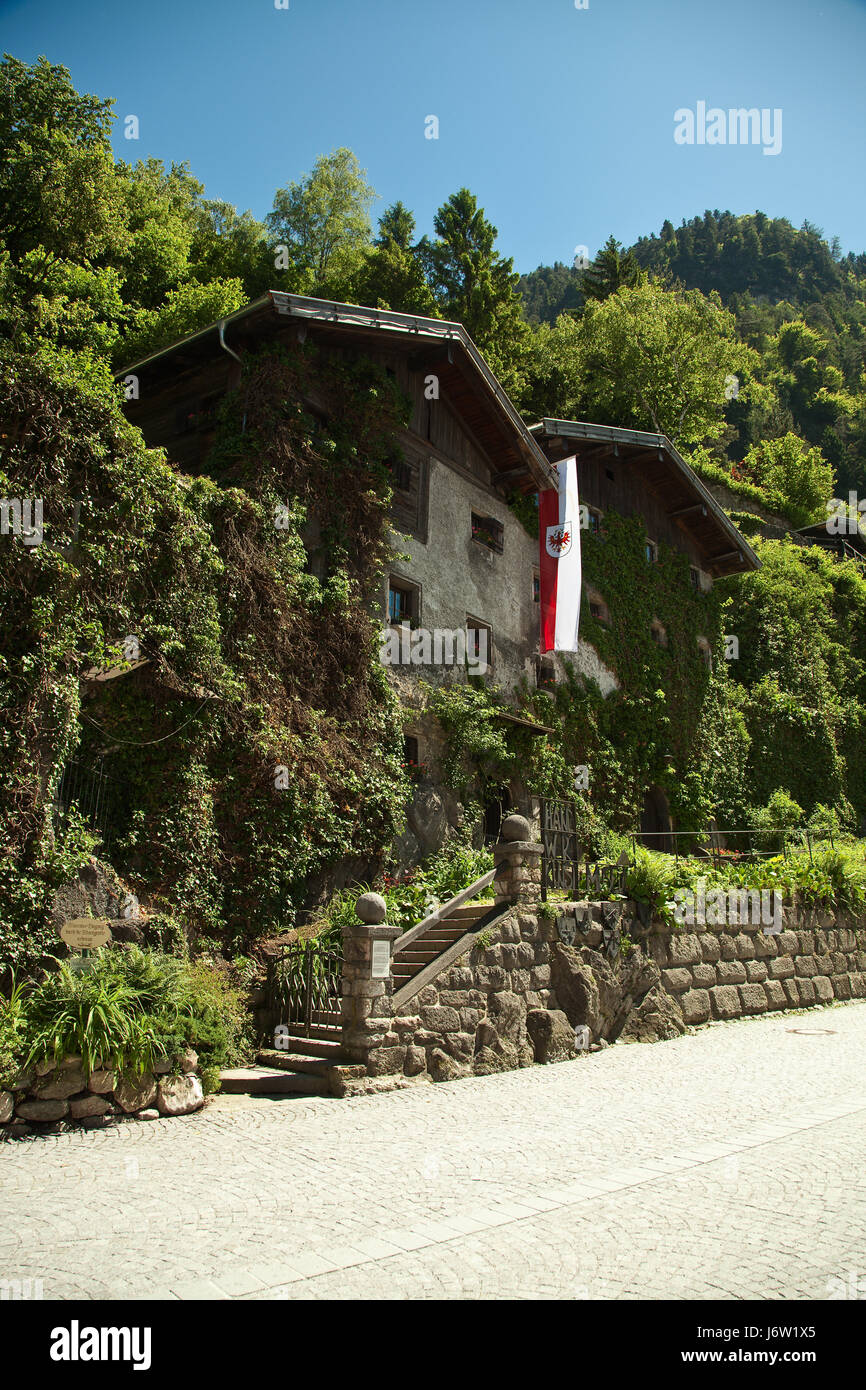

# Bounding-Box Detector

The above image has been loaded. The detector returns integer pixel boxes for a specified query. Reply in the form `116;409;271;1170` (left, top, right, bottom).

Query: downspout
218;319;246;432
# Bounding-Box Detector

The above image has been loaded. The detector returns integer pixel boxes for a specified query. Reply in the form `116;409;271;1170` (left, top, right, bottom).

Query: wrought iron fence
539;797;628;900
51;756;129;852
632;826;836;867
268;937;343;1037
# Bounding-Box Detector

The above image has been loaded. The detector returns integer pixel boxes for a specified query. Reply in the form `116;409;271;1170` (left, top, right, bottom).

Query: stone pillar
493;814;543;906
341;892;402;1066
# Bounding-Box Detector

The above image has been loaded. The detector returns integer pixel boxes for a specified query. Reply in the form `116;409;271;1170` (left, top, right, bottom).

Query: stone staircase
220;1026;347;1098
390;901;494;995
219;888;503;1098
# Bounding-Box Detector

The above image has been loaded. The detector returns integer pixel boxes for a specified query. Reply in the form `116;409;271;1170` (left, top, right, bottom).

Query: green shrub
0;979;26;1089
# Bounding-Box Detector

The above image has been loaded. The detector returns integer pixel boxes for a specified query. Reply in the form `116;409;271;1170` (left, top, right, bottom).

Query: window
645;540;659;564
471;512;504;553
532;570;540;604
387;454;412;493
466;617;492;671
535;656;556;691
581;505;602;534
388;578;417;625
403;735;419;765
650;620;668;647
585;588;610;625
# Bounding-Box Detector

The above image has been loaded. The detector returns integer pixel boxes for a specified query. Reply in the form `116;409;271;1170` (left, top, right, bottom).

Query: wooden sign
60;918;112;949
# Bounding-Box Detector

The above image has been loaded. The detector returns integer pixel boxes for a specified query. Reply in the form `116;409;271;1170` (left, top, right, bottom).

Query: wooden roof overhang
532;419;760;578
117;293;555;494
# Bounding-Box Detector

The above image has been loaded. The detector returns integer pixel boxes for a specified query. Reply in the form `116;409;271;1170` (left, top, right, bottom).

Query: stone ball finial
356;891;387;924
500;814;530;842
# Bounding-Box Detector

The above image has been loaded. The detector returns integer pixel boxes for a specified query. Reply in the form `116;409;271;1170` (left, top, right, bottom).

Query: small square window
388;579;416;624
466;617;492;671
646;540;658;564
471;513;504;553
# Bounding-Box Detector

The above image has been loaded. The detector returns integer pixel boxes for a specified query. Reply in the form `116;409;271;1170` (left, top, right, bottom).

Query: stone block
833;974;851;1000
403;1046;427;1076
782;978;800;1007
530;965;551;988
719;935;738;961
419;1005;460;1033
667;934;702;966
813;976;834;1004
795;956;817;978
661;967;693;993
444;1032;475;1062
849;972;866;998
716;959;746;985
691;962;716;988
69;1094;110;1120
0;1090;14;1122
797;978;816;1006
680;989;711;1024
746;960;768;983
769;956;795;979
738;984;768;1015
34;1061;87;1101
510;969;532;992
763;980;786;1010
428;1048;470;1083
364;1047;407;1078
392;1014;421;1033
87;1069;116;1094
710;985;741;1020
700;934;721;963
459;1008;481;1032
526;1009;576;1063
754;933;779;958
734;933;756;959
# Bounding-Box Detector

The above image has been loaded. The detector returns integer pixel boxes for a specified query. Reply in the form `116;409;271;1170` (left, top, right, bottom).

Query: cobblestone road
2;1001;865;1301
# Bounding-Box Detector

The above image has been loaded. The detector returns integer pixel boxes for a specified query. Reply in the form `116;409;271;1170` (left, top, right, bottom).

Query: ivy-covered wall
0;343;415;975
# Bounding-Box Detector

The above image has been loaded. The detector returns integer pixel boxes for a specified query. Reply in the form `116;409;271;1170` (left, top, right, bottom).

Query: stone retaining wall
0;1050;205;1140
641;905;866;1024
344;868;866;1088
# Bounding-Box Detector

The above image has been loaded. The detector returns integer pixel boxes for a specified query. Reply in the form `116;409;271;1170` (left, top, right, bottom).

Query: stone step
258;1045;346;1073
447;902;493;919
276;1031;343;1054
219;1066;326;1096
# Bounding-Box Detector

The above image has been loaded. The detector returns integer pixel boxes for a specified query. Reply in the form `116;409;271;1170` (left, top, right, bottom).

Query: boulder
69;1094;110;1120
114;1071;158;1113
16;1099;69;1122
180;1048;198;1074
427;1048;468;1083
0;1090;14;1123
86;1068;116;1094
8;1066;35;1091
156;1073;204;1116
137;1108;161;1121
619;984;688;1043
33;1058;87;1100
551;942;663;1042
526;1009;577;1063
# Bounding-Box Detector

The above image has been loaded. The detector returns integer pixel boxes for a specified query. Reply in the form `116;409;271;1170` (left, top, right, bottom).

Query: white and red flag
539;455;581;653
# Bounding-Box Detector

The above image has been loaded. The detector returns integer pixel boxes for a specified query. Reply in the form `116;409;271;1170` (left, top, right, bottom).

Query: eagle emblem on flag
545;522;572;558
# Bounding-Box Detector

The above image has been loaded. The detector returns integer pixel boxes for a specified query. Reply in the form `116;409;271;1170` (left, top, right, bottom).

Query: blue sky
3;0;865;271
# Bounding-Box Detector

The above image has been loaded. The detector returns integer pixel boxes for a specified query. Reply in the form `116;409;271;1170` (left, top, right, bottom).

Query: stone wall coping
493;840;542;858
342;922;403;942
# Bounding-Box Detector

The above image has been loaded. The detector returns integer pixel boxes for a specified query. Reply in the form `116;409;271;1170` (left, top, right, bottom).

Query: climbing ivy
0;341;414;974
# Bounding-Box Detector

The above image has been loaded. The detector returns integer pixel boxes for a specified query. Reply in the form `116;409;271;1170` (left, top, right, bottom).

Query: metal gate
540;797;629;900
268;938;343;1037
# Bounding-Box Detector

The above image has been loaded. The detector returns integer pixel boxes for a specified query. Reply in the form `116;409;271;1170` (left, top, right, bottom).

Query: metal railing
393;868;497;957
51;756;129;852
631;826;836;867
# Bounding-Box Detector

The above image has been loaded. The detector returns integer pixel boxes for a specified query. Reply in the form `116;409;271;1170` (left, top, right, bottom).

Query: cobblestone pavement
2;1001;865;1301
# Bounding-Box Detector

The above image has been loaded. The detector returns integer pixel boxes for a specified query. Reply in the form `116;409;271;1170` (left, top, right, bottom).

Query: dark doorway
640;785;672;854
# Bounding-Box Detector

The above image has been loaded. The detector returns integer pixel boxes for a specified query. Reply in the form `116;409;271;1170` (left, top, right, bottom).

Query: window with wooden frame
471;512;504;554
466;616;493;671
645;539;659;564
388;576;419;626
